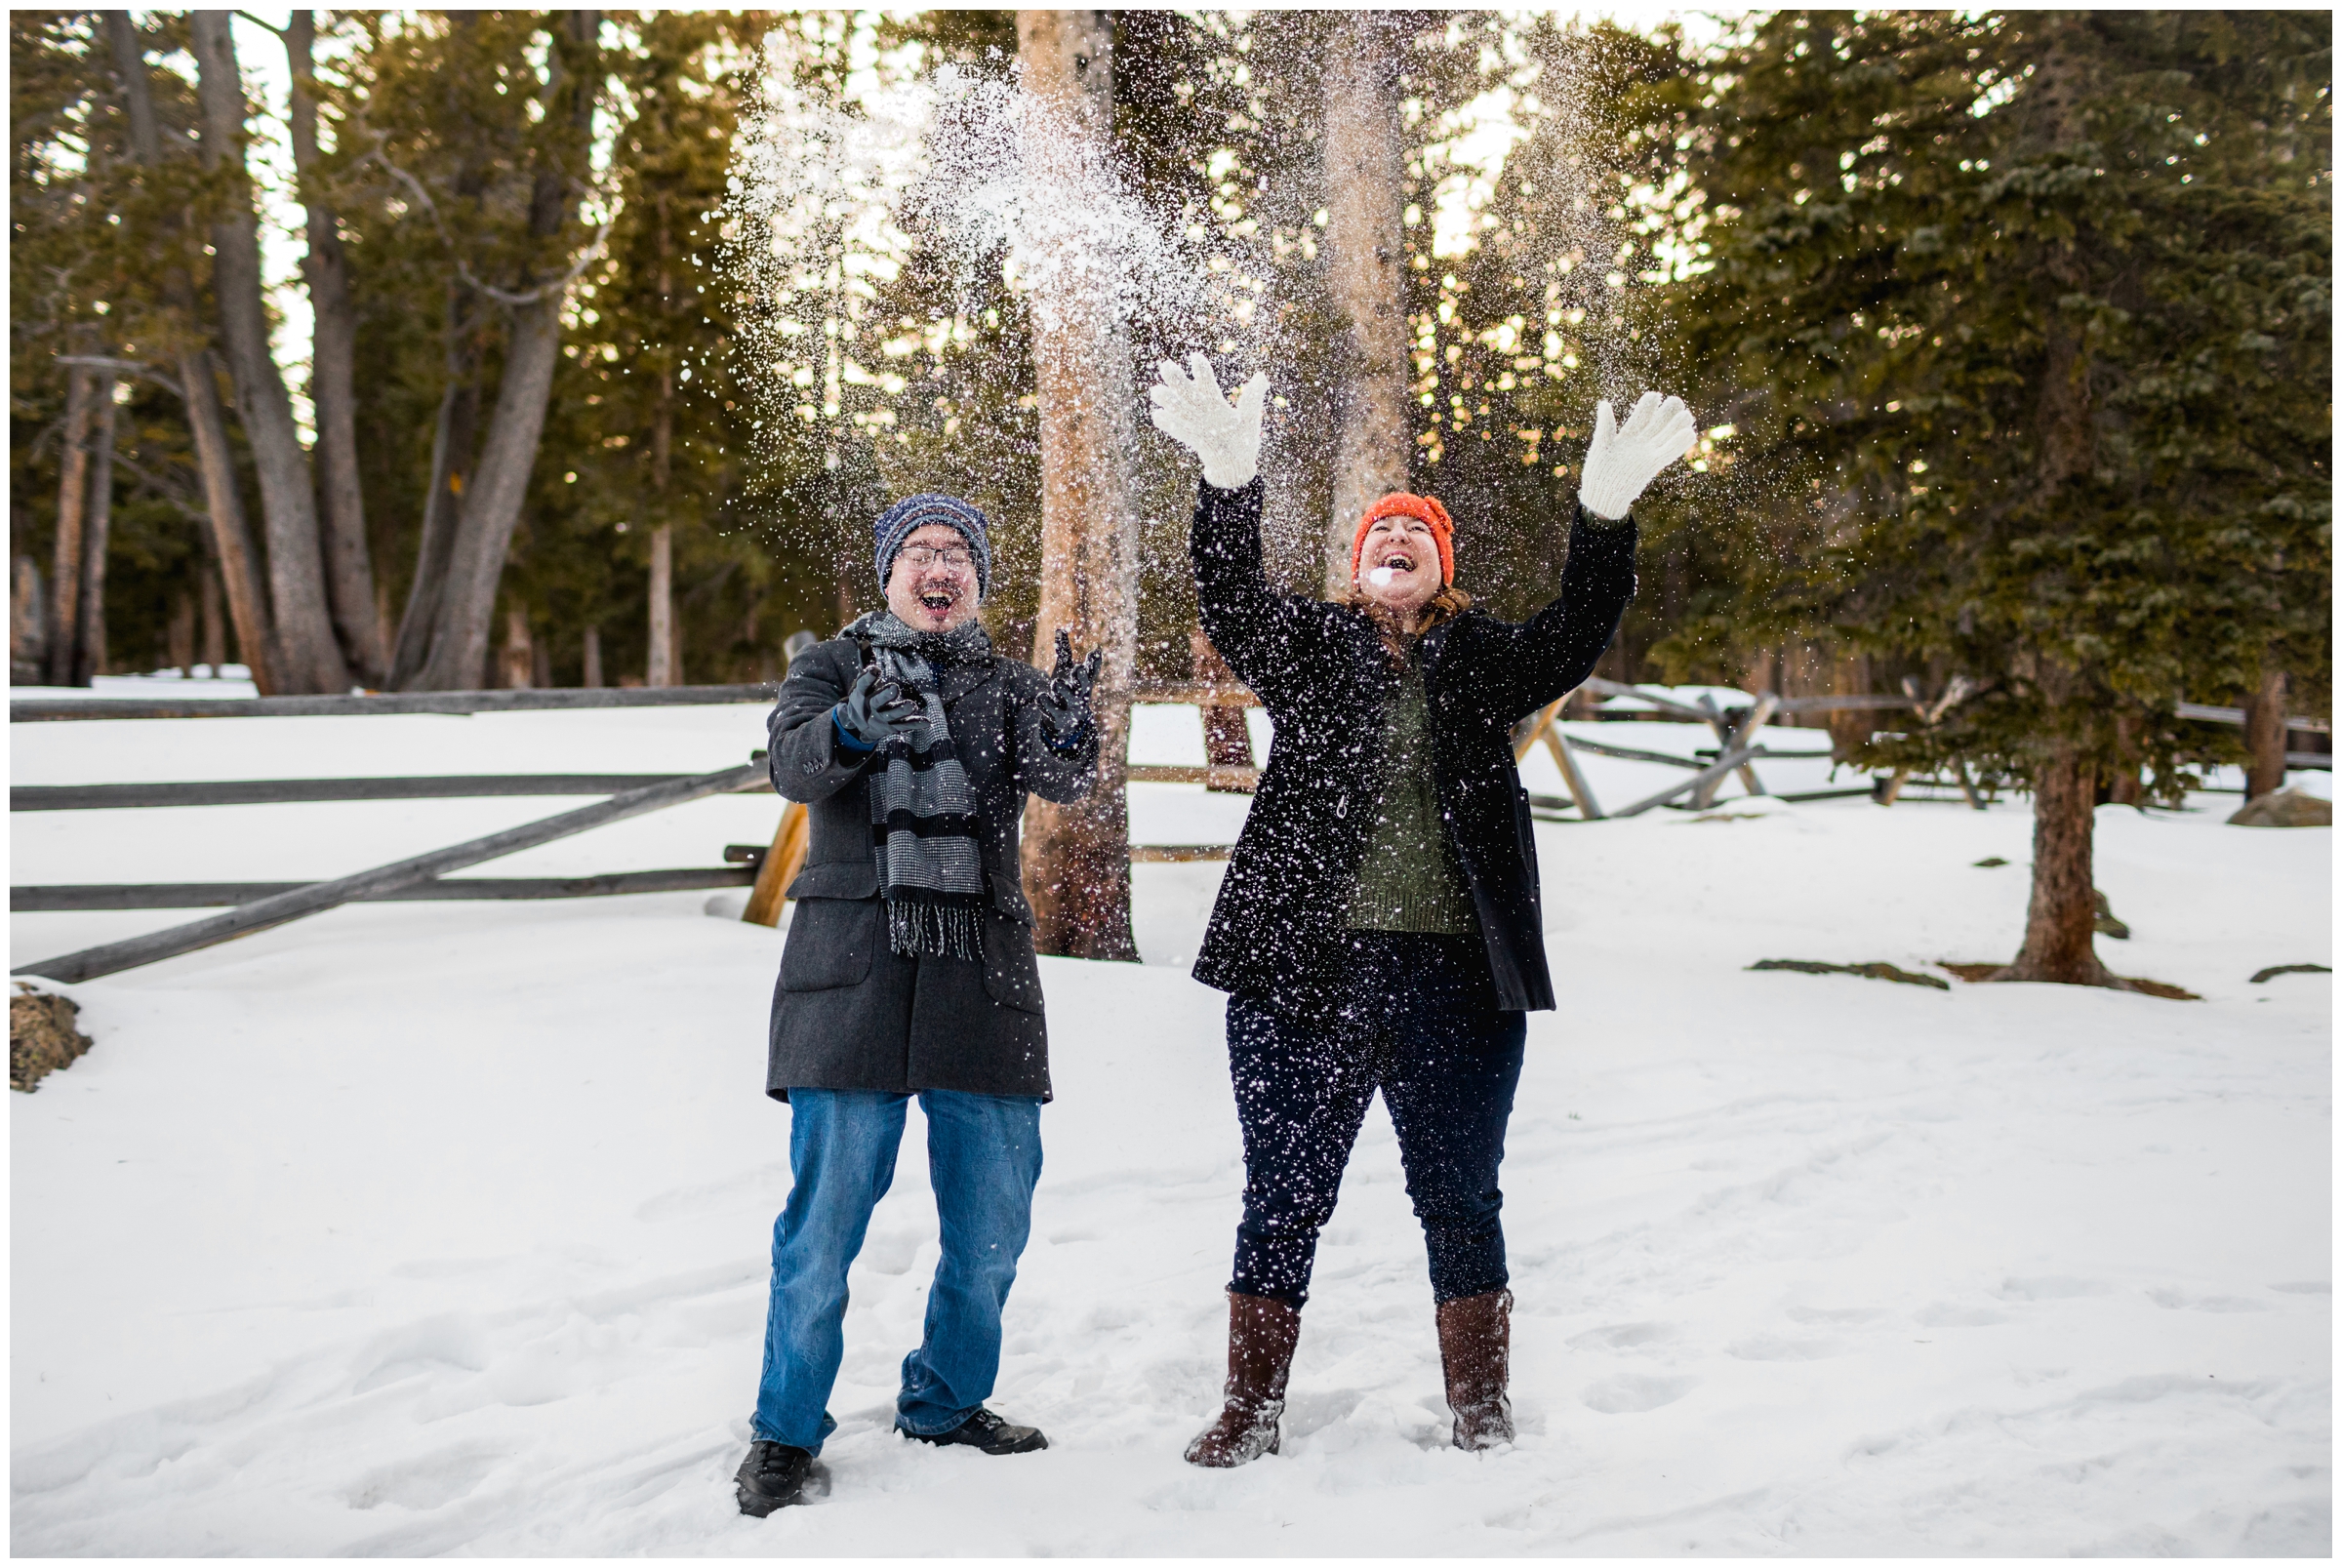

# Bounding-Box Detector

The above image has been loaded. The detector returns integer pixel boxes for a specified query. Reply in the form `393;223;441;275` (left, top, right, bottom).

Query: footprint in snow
1724;1334;1846;1361
1565;1321;1678;1352
1994;1275;2111;1302
1580;1373;1695;1414
343;1441;505;1510
2146;1287;2271;1313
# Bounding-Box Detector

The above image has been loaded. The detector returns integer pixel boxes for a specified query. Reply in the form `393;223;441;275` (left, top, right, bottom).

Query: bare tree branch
56;354;183;400
356;137;618;309
109;451;212;523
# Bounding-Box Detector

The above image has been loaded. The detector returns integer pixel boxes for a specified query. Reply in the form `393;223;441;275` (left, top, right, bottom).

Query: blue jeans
751;1088;1043;1453
1227;930;1526;1307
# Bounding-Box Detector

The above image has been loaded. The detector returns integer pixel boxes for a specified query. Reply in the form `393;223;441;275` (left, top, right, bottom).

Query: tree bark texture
1015;8;1138;961
288;11;389;685
2106;710;2143;807
501;606;535;689
45;364;98;687
14;555;52;683
103;10;277;694
408;10;597;692
648;524;675;687
412;298;569;690
72;375;117;686
1319;10;1414;598
646;357;675;687
583;624;603;688
200;562;226;670
190;11;348;696
2243;669;2288;799
2000;744;2114;985
391;289;482;687
168;587;196;675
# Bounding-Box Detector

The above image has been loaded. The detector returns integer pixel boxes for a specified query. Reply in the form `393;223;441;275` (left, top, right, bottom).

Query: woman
1148;354;1695;1463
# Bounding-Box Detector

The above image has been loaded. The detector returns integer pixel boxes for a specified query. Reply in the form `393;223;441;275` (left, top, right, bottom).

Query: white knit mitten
1577;390;1697;520
1149;352;1268;490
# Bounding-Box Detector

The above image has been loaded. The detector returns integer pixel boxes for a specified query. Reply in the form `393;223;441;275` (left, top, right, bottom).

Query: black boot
735;1440;816;1516
898;1406;1049;1455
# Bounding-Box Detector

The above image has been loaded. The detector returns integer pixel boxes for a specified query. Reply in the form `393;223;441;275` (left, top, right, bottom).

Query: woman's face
1355;513;1442;619
884;522;982;632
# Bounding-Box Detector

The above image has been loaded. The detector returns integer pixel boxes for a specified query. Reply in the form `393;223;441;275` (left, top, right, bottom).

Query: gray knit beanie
872;494;991;597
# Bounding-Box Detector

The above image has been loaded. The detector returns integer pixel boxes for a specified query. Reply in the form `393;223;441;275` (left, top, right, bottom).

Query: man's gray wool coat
763;627;1098;1103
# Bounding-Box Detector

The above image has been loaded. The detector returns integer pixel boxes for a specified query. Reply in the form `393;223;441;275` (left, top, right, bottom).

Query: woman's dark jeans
1225;930;1527;1308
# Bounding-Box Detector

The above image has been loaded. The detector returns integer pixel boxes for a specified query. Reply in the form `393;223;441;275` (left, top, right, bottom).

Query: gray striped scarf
851;611;989;960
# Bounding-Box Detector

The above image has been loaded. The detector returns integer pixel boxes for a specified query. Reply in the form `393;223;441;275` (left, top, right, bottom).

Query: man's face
884;522;981;632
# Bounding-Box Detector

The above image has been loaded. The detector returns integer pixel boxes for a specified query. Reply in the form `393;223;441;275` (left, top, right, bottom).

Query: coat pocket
980;908;1047;1014
780;896;880;991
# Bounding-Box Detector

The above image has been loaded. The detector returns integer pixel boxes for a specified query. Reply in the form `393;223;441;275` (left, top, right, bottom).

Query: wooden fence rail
11;761;766;985
14;868;756;910
10;775;737;811
8;683;778;722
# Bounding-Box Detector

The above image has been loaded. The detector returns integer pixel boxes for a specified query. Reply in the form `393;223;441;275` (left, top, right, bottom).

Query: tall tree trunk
412;298;569;690
287;11;388;685
647;354;675;687
179;348;275;690
1826;649;1871;762
409;10;597;692
14;555;51;683
1995;30;2116;988
200;563;226;671
168;587;196;676
1319;9;1413;598
582;623;603;688
189;11;348;695
103;10;277;694
647;525;675;686
501;606;535;689
1999;743;2114;985
72;374;117;686
45;363;98;686
1015;8;1139;962
390;292;481;686
2243;669;2288;799
2106;710;2143;807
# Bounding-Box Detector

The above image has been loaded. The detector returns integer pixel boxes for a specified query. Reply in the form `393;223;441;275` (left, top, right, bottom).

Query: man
734;494;1101;1516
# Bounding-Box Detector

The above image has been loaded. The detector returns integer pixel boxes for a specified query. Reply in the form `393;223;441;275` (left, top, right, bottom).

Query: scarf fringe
888;899;985;962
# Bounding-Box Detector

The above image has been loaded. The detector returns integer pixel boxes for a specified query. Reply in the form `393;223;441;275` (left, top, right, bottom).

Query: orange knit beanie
1351;493;1456;586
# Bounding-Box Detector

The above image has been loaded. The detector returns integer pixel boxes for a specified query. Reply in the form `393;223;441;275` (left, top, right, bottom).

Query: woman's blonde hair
1345;582;1474;661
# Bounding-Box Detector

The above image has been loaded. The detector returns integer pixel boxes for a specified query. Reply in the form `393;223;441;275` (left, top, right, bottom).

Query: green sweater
1347;649;1478;935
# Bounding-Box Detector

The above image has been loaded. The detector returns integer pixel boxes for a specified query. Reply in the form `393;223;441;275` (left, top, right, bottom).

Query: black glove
1035;629;1101;745
833;666;923;751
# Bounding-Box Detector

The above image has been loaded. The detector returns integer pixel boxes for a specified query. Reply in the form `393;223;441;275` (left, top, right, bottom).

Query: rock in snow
2229;786;2334;828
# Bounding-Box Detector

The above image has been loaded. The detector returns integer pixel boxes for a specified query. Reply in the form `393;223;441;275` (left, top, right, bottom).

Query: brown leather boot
1437;1288;1514;1451
1184;1291;1302;1467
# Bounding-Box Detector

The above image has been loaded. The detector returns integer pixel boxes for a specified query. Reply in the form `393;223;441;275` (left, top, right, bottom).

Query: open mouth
1380;551;1418;573
917;587;958;613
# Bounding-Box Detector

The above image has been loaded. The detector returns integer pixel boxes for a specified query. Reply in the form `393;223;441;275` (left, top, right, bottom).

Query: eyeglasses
899;544;973;568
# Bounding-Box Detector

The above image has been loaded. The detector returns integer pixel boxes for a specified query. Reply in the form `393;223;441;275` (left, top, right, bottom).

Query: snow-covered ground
10;697;2331;1555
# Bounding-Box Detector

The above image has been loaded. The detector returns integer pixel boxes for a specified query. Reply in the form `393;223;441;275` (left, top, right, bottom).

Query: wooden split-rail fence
6;679;1266;985
13;671;2315;984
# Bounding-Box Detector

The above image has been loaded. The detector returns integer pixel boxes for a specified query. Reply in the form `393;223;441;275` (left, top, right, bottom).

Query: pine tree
1675;11;2331;986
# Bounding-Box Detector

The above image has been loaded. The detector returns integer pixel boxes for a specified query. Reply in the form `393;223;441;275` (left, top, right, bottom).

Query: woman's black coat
763;628;1097;1102
1191;478;1636;1014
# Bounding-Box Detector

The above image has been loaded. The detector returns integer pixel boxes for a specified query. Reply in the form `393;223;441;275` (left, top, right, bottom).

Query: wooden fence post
741;800;810;928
